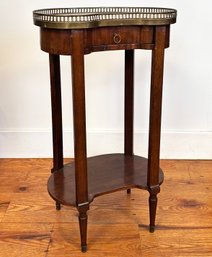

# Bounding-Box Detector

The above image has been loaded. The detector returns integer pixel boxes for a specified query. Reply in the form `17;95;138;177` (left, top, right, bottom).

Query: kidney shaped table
33;7;177;252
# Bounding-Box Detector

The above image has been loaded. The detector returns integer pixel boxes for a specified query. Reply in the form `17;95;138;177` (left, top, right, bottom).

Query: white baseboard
0;129;211;159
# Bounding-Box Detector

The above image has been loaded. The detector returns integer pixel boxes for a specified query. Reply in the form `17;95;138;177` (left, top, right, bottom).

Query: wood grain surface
0;159;211;256
47;154;164;206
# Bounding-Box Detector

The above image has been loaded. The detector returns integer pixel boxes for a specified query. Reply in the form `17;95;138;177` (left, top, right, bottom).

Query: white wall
0;1;211;159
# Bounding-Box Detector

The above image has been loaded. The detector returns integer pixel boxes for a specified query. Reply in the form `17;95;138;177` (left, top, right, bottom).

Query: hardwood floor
0;159;211;256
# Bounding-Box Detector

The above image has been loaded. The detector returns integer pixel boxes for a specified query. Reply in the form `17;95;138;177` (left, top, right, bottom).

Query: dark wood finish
47;154;164;206
70;30;88;206
38;23;172;251
147;26;167;232
40;26;171;55
124;49;134;195
41;29;72;55
91;26;141;51
49;54;63;171
147;26;166;187
71;30;89;251
49;54;63;211
124;50;134;157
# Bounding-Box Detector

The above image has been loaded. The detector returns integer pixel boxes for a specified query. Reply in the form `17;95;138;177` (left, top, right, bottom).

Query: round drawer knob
113;33;121;44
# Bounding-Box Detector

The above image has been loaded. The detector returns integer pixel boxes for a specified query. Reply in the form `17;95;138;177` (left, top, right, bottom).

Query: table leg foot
56;202;61;210
148;185;160;232
149;225;155;233
78;203;89;252
81;245;87;252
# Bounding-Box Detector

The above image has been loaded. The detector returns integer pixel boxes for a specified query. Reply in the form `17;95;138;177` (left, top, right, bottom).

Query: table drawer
90;26;154;51
92;26;141;46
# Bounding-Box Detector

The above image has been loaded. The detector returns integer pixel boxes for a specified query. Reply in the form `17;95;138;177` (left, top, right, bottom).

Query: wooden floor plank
2;193;78;223
47;223;141;257
0;159;211;256
139;227;212;257
0;223;52;257
0;194;11;222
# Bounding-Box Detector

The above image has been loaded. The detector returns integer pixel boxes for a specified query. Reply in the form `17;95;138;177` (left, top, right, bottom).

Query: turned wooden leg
78;204;89;252
149;194;157;232
148;186;160;232
71;30;89;252
147;27;166;233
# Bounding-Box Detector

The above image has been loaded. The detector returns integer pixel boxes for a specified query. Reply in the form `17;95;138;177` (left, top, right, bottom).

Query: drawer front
92;26;141;47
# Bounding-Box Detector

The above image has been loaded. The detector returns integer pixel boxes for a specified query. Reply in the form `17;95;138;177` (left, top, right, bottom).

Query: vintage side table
33;7;177;252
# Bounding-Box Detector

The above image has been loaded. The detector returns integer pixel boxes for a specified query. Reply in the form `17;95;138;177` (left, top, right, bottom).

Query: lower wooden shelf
47;154;164;206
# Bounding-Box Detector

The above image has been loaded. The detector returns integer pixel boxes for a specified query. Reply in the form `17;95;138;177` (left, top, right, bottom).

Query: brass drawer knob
113;33;121;44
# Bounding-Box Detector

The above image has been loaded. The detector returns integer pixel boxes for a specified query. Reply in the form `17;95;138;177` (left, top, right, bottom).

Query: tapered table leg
49;54;64;211
147;26;167;232
124;50;134;195
71;30;89;252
